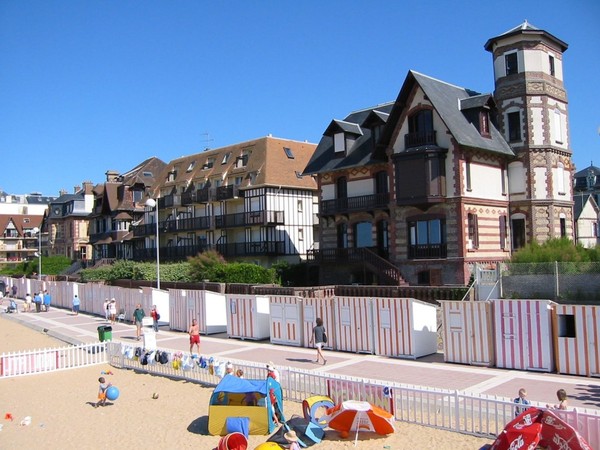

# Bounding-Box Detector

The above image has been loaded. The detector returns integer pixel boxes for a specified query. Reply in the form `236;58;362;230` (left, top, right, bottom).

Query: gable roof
389;71;514;157
573;194;599;220
303;102;394;175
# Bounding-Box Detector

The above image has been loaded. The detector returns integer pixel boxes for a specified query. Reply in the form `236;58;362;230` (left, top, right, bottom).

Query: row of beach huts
2;276;599;378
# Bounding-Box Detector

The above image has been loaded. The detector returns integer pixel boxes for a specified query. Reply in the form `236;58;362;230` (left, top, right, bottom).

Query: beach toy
339;430;349;438
217;432;248;450
152;393;159;399
106;386;120;401
4;413;13;421
253;443;281;449
20;416;31;426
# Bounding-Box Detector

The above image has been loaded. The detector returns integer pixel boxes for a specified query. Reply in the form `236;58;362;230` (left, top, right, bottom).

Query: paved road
2;300;599;412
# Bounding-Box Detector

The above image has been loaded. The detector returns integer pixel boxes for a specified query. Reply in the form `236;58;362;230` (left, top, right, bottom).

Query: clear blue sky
1;1;599;196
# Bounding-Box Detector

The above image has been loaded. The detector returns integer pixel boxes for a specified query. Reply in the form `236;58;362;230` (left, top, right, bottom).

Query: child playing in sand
94;377;111;408
284;430;301;450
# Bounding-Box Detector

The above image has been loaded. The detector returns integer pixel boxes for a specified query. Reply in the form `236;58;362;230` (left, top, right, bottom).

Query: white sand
0;316;492;449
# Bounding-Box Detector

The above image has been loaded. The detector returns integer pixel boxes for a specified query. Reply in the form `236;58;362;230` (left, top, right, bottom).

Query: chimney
59;189;67;196
82;181;94;193
105;170;120;182
73;185;81;194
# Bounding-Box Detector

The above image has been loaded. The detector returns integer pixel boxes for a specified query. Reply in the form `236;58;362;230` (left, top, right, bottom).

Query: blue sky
1;1;599;196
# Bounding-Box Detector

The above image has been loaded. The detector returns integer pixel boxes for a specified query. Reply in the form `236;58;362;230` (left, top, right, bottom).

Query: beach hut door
588;314;600;377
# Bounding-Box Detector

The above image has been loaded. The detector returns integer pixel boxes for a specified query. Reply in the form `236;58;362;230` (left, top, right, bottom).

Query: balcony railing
320;192;390;216
215;210;284;228
132;223;157;237
404;130;437;148
176;216;212;231
181;191;196;206
408;243;447;259
216;241;285;257
158;195;181;208
196;188;214;203
216;185;241;201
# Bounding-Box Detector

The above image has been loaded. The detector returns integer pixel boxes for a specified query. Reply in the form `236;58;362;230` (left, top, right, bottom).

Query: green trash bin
97;325;113;342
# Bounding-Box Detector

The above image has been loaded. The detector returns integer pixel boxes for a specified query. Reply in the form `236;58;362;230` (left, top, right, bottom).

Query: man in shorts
132;304;145;341
189;319;200;354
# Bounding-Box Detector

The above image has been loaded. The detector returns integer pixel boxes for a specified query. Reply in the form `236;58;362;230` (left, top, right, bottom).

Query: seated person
7;300;17;313
243;391;257;406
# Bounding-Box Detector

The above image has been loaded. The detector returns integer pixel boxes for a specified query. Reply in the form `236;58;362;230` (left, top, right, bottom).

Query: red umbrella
538;410;592;450
323;400;394;445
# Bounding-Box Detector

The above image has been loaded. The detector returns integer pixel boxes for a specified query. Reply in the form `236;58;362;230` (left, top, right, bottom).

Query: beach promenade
2;300;600;412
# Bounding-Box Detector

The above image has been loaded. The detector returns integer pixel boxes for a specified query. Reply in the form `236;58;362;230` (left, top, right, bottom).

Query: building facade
132;136;318;266
304;22;575;286
88;158;166;263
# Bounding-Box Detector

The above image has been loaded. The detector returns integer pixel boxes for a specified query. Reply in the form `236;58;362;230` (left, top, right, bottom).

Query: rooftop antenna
201;132;214;151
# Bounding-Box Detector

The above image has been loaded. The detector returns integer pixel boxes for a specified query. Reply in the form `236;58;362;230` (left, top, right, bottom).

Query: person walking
103;298;110;321
132;304;145;341
34;292;42;313
310;317;327;365
24;293;32;312
43;290;51;312
109;299;117;324
72;294;80;315
151;305;160;332
188;319;200;354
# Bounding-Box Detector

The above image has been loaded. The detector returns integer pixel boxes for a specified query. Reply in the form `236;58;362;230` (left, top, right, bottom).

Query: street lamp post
32;227;42;281
145;198;160;290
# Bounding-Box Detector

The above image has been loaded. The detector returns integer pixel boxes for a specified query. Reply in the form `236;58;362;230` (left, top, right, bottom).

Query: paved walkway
2;300;600;412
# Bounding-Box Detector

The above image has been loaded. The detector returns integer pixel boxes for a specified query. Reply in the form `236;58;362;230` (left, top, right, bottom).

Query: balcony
215;241;285;257
158;194;181;208
320;192;390;216
181;191;196;206
216;185;241;201
176;216;212;232
196;187;214;203
215;210;284;229
408;243;447;259
132;223;157;237
404;130;437;149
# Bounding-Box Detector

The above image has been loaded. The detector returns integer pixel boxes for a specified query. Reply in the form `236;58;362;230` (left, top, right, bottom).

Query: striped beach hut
440;300;494;366
554;304;600;377
493;299;556;372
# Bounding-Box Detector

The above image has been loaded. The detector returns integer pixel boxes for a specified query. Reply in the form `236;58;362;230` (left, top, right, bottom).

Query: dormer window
186;161;196;172
236;152;249;168
221;152;231;164
167;170;177;182
334;132;346;153
405;109;434;148
480;111;490;138
372;124;383;145
587;170;596;190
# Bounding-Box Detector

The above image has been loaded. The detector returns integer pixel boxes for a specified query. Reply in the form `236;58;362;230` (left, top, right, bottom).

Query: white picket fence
105;342;600;448
0;342;107;378
1;339;598;447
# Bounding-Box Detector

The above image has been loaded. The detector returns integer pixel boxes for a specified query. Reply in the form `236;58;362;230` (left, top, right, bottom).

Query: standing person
11;285;17;298
94;376;111;408
103;298;110;321
109;299;117;324
24;293;32;312
72;294;80;315
150;305;160;332
43;290;51;312
266;361;280;382
513;388;531;417
547;389;568;410
310;317;327;365
132;304;145;341
188;319;200;354
34;292;42;313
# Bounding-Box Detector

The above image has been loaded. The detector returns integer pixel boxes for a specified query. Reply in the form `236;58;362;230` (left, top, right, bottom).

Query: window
505;52;518;75
512;217;526;249
406;109;434;147
336;177;347;199
283;147;294;159
557;162;565;194
334;133;345;153
375;171;388;194
353;222;373;248
221;152;231;164
557;314;575;338
480;111;490;137
167;171;176;182
408;217;446;258
499;215;507;250
501;166;507;195
297;200;303;213
560;217;566;237
298;228;304;241
337;223;348;248
467;213;479;249
549;55;555;76
376;220;389;257
553;109;563;144
186;161;196;172
507;111;521;142
465;159;472;192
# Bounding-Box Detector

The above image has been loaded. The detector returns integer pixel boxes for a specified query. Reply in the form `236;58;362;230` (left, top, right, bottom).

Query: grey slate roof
303;103;394;175
407;71;514;156
484;20;568;52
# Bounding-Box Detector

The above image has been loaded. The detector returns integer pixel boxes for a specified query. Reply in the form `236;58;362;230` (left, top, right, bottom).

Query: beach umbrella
538;410;592;450
322;400;394;446
490;407;544;450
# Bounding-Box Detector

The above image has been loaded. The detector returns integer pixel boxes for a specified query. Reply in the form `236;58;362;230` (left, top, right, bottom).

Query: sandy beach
0;316;492;449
